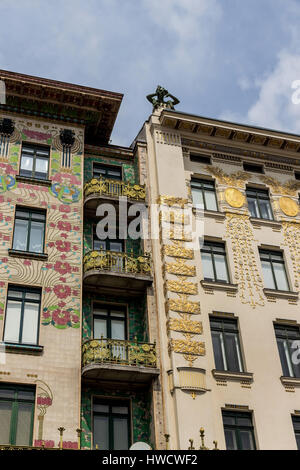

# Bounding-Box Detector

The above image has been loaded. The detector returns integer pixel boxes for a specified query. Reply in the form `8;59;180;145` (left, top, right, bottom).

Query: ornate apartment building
0;71;299;450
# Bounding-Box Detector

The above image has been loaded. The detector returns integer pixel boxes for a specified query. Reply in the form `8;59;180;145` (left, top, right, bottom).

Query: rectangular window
259;250;289;291
222;411;256;450
0;384;35;446
246;188;273;220
93;163;122;180
295;172;300;181
3;286;41;345
12;208;46;254
191;179;218;211
292;416;300;449
201;241;229;283
210;317;243;372
20;144;49;180
275;325;300;378
190;154;211;165
93;225;124;253
93;304;127;340
243;162;264;173
93;399;130;450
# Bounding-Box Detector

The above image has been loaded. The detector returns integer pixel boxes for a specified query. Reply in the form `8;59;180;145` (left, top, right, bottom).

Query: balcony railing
82;338;157;369
83;250;151;276
84;177;146;202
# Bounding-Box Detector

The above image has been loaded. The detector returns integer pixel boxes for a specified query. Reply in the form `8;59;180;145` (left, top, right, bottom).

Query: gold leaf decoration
167;296;201;315
168;318;203;335
165;259;196;277
166;280;198;295
169;339;205;356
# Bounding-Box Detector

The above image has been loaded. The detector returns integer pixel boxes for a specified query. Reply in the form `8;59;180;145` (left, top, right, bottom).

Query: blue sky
1;0;300;145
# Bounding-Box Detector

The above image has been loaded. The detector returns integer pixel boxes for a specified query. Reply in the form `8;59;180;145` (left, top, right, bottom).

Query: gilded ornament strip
166;280;198;295
169;339;205;356
168;318;203;335
167;297;201;315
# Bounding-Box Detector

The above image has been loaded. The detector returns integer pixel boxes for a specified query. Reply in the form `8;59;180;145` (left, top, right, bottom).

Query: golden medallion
279;197;299;217
224;188;245;208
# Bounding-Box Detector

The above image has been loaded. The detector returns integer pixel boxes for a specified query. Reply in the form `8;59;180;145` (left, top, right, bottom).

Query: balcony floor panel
83;270;152;294
82;362;159;384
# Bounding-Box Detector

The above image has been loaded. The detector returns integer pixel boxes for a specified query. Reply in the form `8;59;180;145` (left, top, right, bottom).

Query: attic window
243;162;264;174
190;154;211;165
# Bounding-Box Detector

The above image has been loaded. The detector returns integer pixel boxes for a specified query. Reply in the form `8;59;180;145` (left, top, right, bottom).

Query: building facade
0;70;300;450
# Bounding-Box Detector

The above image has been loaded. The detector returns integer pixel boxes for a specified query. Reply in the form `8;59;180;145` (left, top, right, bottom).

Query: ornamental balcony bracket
0;118;14;136
84;176;146;205
83;250;152;294
59;128;75;147
82;337;159;384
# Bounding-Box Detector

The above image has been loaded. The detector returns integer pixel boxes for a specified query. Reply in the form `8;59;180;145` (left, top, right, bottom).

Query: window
93;225;124;252
292;416;300;449
93;399;130;450
243;162;264;174
259;250;289;291
20;144;49;180
210;318;243;372
12;208;46;254
93;304;127;340
3;286;41;345
222;411;256;450
295;172;300;181
93;163;122;180
246;188;273;220
191;179;218;211
275;325;300;378
0;384;35;446
201;241;229;283
190;154;211;165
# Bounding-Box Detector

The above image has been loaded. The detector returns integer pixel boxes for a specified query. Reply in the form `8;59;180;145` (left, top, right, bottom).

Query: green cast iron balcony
81;338;159;384
83;250;152;295
84;177;146;213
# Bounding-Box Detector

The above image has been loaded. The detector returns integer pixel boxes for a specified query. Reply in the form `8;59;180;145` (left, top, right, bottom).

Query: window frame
191;178;218;211
222;410;256;450
0;383;35;446
259;249;290;291
93;303;128;340
92;162;123;181
274;324;300;378
19;143;50;181
3;285;42;346
246;187;273;220
12;207;46;255
210;317;244;373
92;398;131;450
292;415;300;450
201;241;230;283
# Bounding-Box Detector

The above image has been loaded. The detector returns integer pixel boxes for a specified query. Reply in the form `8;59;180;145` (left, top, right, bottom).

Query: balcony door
93;305;127;361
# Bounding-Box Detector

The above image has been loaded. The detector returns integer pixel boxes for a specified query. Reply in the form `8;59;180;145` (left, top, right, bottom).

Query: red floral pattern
53;285;72;299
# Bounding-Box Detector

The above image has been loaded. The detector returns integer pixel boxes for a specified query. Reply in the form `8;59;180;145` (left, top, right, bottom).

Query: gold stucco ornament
279;197;299;217
224;187;245;208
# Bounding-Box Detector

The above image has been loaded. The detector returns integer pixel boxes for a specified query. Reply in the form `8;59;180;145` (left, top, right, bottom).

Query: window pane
111;320;125;340
25;292;41;301
93;415;109;450
13;220;28;251
94;308;108;316
20;156;33;172
191;188;204;208
21;303;39;344
4;301;22;343
35;158;48;179
15;403;32;446
277;338;293;377
0;401;12;444
94;239;106;250
29;221;44;253
224;429;238;450
247;198;259;218
261;261;276;289
201;252;214;280
289;340;300;378
204;190;217;211
259;200;273;220
112;406;128;415
214;254;229;282
93;404;109;413
225;332;242;372
240;430;255;450
113;417;128;450
295;433;300;450
94;318;107;338
110;310;125;318
273;263;289;291
109;242;123;252
212;331;225;370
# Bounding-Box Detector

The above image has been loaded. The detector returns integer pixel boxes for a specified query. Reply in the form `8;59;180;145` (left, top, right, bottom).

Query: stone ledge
263;288;299;301
8;249;48;261
212;369;253;383
193;207;226;222
3;343;44;355
249;217;282;230
280;376;300;388
201;280;238;293
16;175;52;187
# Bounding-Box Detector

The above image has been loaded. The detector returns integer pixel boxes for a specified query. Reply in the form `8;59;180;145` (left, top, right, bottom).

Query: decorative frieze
165;280;198;295
167;296;201;315
165;259;196;277
163;241;194;259
168;318;203;335
282;222;300;291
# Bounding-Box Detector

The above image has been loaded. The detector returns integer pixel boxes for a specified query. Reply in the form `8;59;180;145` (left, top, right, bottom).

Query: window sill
280;376;300;388
3;343;44;355
249;217;281;230
8;249;48;261
263;288;299;302
192;207;225;222
201;280;238;294
212;369;253;384
16;175;52;187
